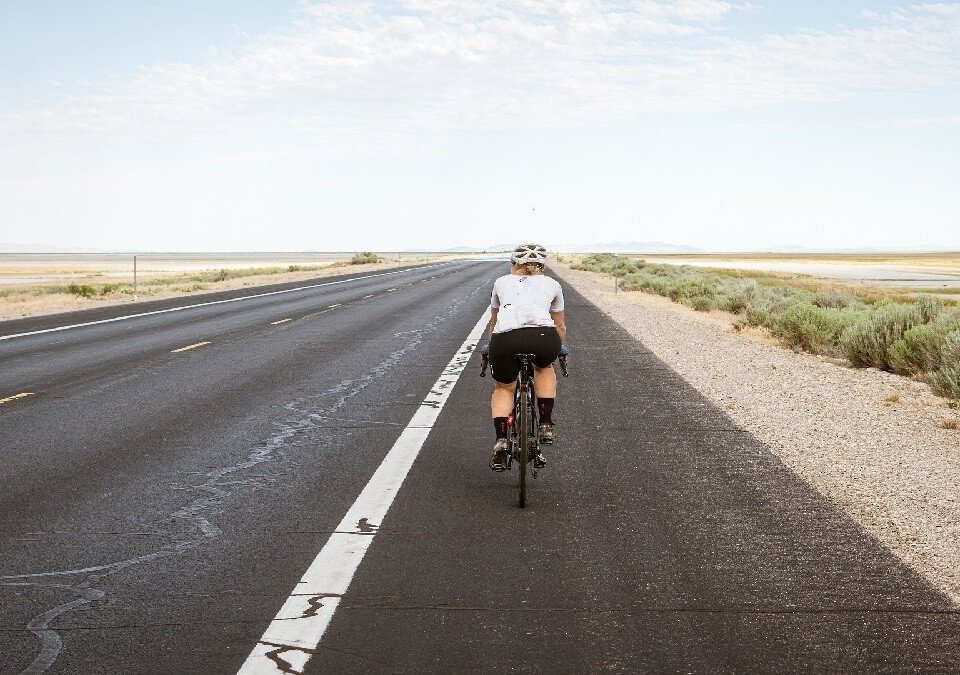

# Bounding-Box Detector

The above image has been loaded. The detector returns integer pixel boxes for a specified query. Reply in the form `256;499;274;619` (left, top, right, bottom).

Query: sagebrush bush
351;252;380;264
841;302;926;369
812;289;857;309
887;320;955;376
916;295;946;323
68;283;96;298
717;293;749;314
690;296;713;312
931;331;960;398
779;302;859;356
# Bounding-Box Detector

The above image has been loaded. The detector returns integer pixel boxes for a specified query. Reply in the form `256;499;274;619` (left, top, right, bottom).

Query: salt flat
639;253;960;296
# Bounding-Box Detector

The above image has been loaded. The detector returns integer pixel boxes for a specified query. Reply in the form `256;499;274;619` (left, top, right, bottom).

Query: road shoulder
553;262;960;604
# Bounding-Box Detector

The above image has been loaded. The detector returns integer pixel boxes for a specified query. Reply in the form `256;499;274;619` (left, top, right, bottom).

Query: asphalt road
1;260;958;674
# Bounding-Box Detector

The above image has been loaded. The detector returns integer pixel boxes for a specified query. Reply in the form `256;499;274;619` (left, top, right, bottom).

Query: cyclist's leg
532;364;556;399
525;327;561;445
488;330;522;470
491;380;514;417
489;330;522;418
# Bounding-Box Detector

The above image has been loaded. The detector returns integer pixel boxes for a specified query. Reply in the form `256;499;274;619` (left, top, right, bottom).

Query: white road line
0;264;451;343
170;341;211;353
270;318;293;325
237;308;490;675
0;392;34;405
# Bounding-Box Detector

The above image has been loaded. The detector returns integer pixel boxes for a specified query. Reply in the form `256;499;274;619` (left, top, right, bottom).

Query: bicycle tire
518;381;528;508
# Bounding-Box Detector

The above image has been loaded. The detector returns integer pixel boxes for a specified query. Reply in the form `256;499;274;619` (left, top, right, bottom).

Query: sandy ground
554;262;960;604
0;258;440;322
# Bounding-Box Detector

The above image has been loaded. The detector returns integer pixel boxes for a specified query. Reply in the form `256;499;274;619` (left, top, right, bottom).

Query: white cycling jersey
490;273;564;334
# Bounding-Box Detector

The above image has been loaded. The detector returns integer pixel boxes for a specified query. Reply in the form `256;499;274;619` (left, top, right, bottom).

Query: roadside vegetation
350;252;380;264
0;256;392;310
572;253;960;399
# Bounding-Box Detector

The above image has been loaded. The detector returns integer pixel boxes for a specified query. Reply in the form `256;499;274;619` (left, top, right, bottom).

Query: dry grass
884;394;901;406
0;255;443;322
636;251;960;267
941;419;959;430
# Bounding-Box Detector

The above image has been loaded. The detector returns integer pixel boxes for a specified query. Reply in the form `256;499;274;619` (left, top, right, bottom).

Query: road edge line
236;308;490;675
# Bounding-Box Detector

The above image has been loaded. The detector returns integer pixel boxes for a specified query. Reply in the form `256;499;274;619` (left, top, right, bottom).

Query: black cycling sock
494;417;510;440
537;398;554;424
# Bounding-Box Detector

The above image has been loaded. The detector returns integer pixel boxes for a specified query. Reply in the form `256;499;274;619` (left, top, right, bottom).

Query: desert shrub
288;265;303;272
931;331;960;399
573;253;649;277
68;283;96;298
668;278;716;302
690;296;713;312
812;289;858;309
746;306;775;330
351;252;380;265
915;295;946;323
841;302;926;369
716;293;749;314
779;302;860;356
99;284;121;295
887;318;959;376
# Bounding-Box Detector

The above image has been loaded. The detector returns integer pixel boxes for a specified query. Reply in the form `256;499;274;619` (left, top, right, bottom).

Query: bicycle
480;348;568;508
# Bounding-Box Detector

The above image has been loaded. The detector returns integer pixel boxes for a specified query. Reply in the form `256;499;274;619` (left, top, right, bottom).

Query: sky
1;0;958;252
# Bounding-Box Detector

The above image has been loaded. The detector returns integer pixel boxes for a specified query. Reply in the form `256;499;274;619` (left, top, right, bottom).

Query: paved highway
1;260;958;673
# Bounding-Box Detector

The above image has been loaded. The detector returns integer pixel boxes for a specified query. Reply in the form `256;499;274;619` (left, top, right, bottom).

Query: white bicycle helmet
510;243;548;265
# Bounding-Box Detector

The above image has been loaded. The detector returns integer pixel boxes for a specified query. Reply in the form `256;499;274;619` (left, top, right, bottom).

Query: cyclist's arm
551;311;566;342
488;308;498;338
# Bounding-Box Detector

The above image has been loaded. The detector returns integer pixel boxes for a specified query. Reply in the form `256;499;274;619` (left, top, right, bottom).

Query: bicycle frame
480;347;569;508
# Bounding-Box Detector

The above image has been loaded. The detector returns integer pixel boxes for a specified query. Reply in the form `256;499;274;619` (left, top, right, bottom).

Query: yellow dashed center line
271;318;293;325
171;341;211;353
362;294;374;299
0;392;34;405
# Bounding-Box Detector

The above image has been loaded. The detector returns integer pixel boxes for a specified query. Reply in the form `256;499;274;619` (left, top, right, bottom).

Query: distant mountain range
439;241;704;253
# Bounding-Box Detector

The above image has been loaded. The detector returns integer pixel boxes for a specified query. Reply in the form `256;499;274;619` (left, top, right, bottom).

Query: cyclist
485;243;566;471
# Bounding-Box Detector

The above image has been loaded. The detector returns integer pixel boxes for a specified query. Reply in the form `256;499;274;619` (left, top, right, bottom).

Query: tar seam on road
170;341;212;353
0;392;34;405
236;308;491;675
0;263;449;343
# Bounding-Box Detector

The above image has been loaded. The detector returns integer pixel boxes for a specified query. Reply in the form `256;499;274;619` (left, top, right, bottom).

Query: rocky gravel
555;263;960;603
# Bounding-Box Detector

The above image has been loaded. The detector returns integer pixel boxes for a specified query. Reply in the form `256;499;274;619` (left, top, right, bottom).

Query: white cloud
2;1;959;141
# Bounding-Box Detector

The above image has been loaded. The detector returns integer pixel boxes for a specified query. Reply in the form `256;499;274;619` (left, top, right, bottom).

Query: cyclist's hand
480;343;490;356
558;344;569;356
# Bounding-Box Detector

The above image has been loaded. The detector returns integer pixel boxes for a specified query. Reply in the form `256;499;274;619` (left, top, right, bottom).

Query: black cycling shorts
489;326;562;384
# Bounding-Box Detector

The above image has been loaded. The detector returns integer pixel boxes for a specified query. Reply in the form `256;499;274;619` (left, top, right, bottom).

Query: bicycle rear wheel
518;383;528;508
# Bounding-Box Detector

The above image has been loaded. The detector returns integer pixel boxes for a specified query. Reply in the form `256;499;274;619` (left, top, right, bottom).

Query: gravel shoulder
554;262;960;603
